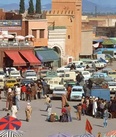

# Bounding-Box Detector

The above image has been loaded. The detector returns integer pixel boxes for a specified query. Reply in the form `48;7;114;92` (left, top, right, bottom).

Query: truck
90;87;110;101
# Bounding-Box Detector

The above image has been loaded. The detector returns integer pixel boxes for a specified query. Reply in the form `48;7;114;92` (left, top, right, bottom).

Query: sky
0;0;51;5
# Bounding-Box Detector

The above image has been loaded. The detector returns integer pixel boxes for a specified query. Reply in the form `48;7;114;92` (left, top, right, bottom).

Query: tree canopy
19;0;25;14
35;0;41;14
28;0;34;14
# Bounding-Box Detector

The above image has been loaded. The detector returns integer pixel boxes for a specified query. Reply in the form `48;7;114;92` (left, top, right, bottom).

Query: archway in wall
52;46;61;67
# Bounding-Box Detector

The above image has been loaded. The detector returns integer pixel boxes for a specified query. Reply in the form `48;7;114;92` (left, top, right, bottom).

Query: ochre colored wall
47;0;82;60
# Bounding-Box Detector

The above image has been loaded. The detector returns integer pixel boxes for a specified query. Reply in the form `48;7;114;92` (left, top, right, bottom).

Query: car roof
72;86;83;88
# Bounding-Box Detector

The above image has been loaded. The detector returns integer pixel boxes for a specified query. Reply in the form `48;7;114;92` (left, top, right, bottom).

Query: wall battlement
45;10;74;16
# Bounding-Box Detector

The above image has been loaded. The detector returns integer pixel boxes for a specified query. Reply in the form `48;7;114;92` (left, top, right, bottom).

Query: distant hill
0;0;116;13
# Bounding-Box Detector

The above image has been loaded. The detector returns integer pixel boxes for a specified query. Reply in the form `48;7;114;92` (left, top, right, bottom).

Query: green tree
28;0;34;14
19;0;25;14
35;0;41;14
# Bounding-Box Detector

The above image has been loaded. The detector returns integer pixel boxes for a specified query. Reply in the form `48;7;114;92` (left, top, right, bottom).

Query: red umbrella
0;116;22;130
105;130;116;137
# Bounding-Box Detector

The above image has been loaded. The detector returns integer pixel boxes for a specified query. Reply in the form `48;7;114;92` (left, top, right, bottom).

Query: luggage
49;114;55;122
60;114;68;122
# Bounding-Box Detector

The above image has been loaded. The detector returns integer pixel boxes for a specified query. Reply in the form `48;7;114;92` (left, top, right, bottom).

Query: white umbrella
0;130;23;137
15;35;25;40
3;34;14;39
73;133;95;137
25;34;34;38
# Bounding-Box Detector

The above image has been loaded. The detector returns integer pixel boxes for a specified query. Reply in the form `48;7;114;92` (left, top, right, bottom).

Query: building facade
46;0;82;62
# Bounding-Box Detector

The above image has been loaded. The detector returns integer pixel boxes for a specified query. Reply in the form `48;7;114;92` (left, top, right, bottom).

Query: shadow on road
93;124;103;127
39;109;46;112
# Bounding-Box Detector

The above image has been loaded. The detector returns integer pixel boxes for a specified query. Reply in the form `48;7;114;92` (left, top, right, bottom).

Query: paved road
0;96;116;137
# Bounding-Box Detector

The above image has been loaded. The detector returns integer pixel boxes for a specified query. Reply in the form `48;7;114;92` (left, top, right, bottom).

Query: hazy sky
0;0;51;5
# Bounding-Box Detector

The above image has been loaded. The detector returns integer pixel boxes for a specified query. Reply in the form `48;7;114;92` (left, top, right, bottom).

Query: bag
60;114;68;122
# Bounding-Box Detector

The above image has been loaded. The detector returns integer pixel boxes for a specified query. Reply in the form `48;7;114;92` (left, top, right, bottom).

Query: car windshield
10;72;20;75
7;80;16;83
21;79;33;84
26;73;36;76
54;88;65;91
72;88;82;92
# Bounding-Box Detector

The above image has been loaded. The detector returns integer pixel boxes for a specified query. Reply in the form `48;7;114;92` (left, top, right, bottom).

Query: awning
4;50;26;66
35;48;59;62
19;50;41;65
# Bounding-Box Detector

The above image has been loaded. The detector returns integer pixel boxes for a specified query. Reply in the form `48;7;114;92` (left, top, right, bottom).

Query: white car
70;86;84;101
25;72;38;81
9;70;21;80
5;67;17;77
81;71;91;81
108;81;116;94
57;64;84;72
52;86;67;98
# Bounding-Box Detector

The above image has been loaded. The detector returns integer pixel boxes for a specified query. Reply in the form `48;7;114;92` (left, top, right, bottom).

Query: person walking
92;98;98;117
103;108;109;127
11;101;18;118
77;103;82;120
21;84;26;101
25;84;32;102
25;102;32;122
15;84;21;110
6;88;14;111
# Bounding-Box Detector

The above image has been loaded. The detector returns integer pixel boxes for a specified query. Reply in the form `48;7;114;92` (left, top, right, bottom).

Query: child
47;100;52;121
45;95;51;111
25;102;32;122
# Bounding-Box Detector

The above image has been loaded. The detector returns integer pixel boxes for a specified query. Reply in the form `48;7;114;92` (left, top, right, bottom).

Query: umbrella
73;133;95;137
104;130;116;137
3;34;14;39
48;133;72;137
15;35;25;40
25;34;34;38
0;116;22;130
0;130;23;137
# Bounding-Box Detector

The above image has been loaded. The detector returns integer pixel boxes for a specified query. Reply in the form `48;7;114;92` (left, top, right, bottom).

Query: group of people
2;78;49;121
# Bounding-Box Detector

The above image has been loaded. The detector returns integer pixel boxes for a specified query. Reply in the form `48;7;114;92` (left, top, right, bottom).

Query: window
32;30;37;38
68;35;70;39
40;29;44;38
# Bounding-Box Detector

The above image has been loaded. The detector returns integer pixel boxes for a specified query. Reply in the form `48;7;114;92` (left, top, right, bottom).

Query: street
0;96;116;137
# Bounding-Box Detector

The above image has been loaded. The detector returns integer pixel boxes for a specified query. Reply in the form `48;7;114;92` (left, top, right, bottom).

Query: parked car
81;71;91;81
24;72;38;81
91;72;114;81
20;79;34;85
9;70;22;80
4;78;19;89
70;85;84;101
5;67;17;77
108;81;116;94
52;86;67;99
47;77;63;91
57;64;85;72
